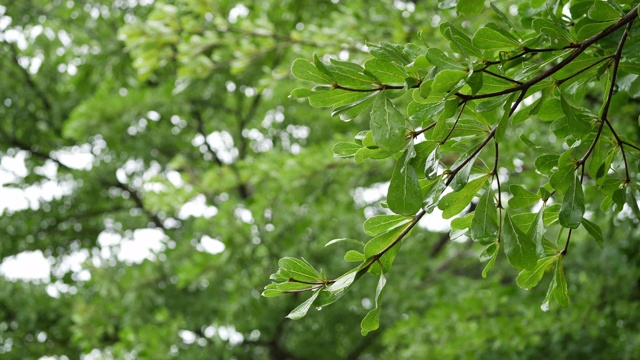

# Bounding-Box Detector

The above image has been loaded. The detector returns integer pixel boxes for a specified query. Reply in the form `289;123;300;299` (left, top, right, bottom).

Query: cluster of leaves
265;0;640;335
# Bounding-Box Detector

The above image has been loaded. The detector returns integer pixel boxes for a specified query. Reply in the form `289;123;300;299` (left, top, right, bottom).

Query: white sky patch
205;131;238;164
418;208;452;232
0;251;50;282
53;144;95;170
234;207;253;224
1;151;28;179
179;330;197;345
0;179;74;214
52;249;90;281
352;182;389;208
117;228;166;263
197;235;225;255
166;170;183;188
46;280;78;298
228;4;249;24
178;194;218;219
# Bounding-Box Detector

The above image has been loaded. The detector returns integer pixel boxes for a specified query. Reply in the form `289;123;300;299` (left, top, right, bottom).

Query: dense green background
0;0;639;359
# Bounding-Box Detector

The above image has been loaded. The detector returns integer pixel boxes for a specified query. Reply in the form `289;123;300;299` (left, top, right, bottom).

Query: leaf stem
352;209;427;278
493;140;502;208
440;101;467;144
555;56;614;87
481;69;523;85
413;122;437;138
561;229;573;256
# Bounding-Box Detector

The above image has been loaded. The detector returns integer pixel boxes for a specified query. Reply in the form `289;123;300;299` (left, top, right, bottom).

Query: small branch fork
564;20;635;256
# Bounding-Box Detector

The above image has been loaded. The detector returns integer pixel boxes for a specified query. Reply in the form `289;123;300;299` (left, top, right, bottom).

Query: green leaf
363;224;408;259
560;95;592;138
370;93;407;152
588;1;622;21
535;154;559;174
344;250;366;262
313;54;335;81
424;145;441;180
480;242;499;278
438;175;489;219
439;22;484;58
289;87;312;99
405;54;430;74
423;177;446;213
541;267;557;312
308;89;372;109
368;42;411;65
554;258;570;307
388;153;423;215
325;238;364;247
550;164;575;194
451;212;474;230
476;94;511;112
363;215;413;237
377;239;403;273
577;20;616;42
508;184;541;209
327;59;378;89
426;48;466;70
588;137;606;179
472;26;520;49
354;147;396;163
516;256;557;289
457;0;484;17
278;257;323;282
361;273;386;336
467;71;484;94
432;69;468;94
291;59;334;84
528;207;546;258
627;185;640;221
596;147;617;185
331;92;377;121
364;58;408;84
559;175;584;229
489;3;519;37
495;93;515;142
570;0;593;18
272;282;317;292
531;19;574;47
332;142;362;158
502;211;538;271
535;97;563;121
449;152;478;191
581;218;603;248
471;187;499;244
286;289;321;320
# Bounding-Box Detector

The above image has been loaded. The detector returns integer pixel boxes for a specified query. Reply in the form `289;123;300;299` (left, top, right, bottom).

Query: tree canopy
1;1;640;359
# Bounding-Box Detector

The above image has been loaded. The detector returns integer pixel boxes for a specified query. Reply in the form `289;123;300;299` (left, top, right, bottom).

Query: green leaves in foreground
516;254;570;310
264;212;415;326
388;151;422;215
502;212;538;271
438;175;489;219
361;273;386;336
370;93;407;152
267;4;640;335
470;187;498;244
559;175;585;229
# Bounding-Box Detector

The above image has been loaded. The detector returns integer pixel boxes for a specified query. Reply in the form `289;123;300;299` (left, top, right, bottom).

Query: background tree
0;1;639;359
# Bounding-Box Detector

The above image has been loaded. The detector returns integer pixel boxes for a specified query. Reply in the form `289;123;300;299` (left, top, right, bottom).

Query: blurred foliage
0;0;639;359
